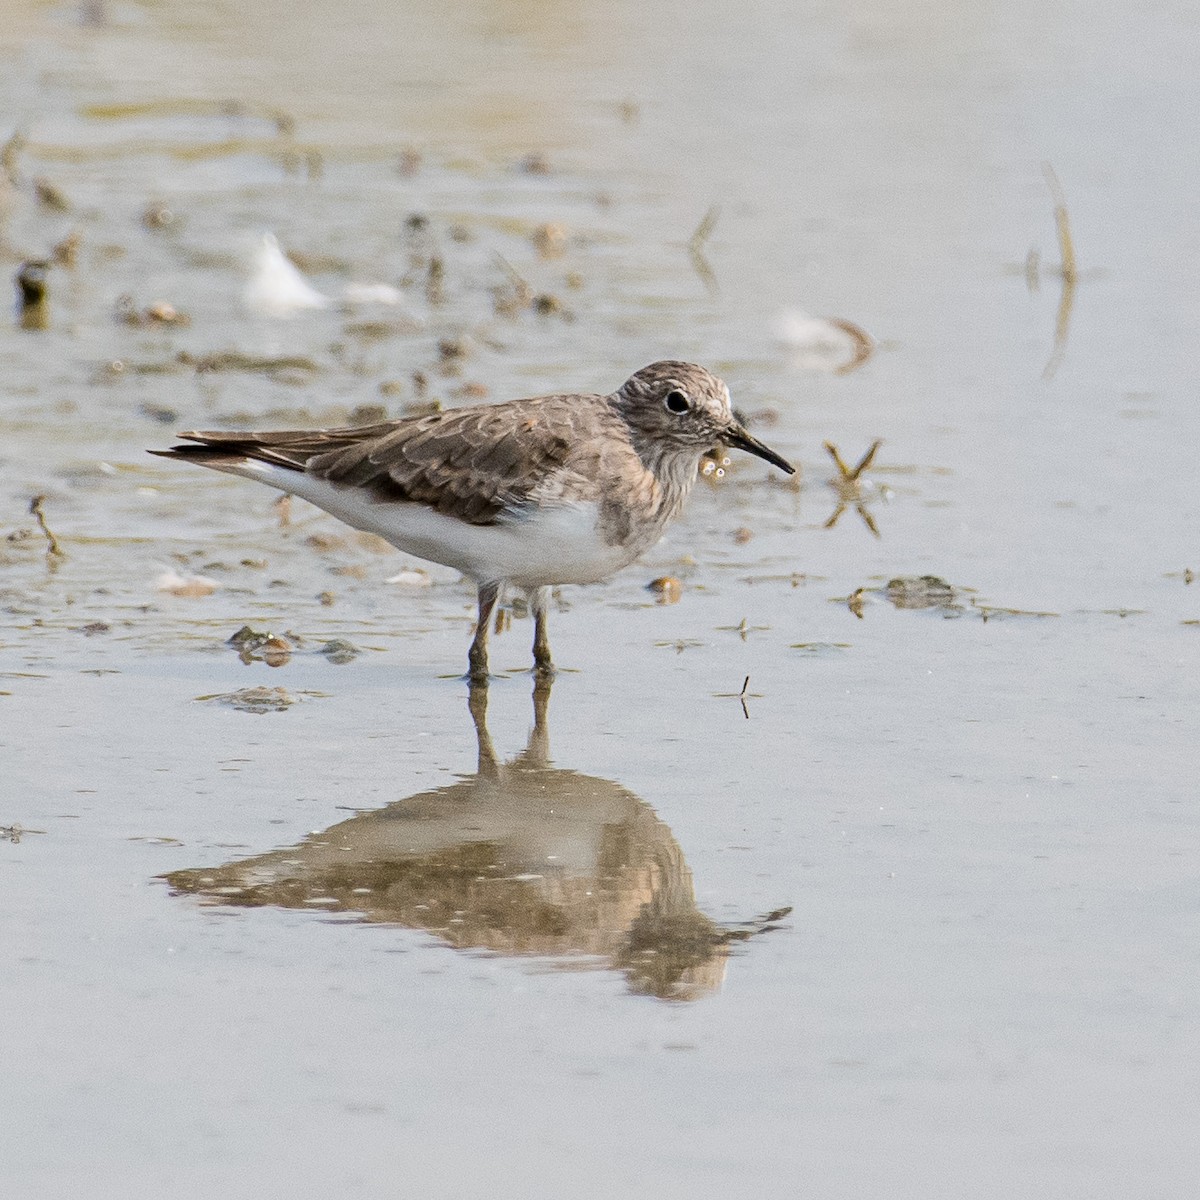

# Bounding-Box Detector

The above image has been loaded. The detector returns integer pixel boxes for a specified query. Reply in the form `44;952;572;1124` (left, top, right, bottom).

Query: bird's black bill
724;423;795;475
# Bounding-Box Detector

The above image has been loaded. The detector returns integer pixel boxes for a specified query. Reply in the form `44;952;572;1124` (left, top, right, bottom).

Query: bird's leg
468;581;500;684
529;586;555;678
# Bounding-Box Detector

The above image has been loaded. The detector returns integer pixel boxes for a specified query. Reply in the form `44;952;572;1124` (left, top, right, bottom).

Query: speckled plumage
152;361;794;681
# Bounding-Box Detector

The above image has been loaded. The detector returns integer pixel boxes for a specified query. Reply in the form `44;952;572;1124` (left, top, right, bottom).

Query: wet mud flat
5;2;1200;1198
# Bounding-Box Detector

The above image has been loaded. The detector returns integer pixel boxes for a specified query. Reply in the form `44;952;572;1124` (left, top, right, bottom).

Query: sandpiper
152;361;794;681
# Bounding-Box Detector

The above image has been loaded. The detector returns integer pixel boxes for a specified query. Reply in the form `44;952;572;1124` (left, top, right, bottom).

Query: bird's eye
664;389;690;414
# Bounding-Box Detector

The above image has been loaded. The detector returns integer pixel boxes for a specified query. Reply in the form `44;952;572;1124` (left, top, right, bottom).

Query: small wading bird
152;361;794;682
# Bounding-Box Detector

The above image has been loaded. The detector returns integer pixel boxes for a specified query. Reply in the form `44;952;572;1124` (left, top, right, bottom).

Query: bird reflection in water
164;681;788;1001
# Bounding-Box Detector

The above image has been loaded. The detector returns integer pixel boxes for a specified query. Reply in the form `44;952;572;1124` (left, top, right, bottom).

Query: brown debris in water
972;602;1059;622
320;639;359;665
354;532;392;554
425;255;445;305
16;261;50;330
491;254;534;316
647;576;683;604
52;229;82;268
33;176;71;212
227;626;298;666
532;222;567;257
261;639;292;668
886;575;958;611
29;495;65;561
227;625;268;649
1;823;47;843
115;295;191;327
1;129;25;185
178;349;322;377
305;532;345;553
198;686;299;714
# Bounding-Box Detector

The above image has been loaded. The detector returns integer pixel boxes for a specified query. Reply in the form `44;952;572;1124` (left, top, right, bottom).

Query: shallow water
3;2;1199;1196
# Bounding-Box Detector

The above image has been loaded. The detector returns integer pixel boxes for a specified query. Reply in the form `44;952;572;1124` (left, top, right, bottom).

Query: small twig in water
714;675;758;718
30;495;64;560
825;438;881;483
689;205;720;253
1041;162;1078;380
823;441;884;538
1042;162;1076;285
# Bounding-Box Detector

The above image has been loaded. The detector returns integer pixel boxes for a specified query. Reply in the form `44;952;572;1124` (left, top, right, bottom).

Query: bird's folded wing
175;396;590;525
311;400;580;523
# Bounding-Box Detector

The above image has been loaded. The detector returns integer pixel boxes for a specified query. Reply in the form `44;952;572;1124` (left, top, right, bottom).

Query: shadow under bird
151;360;794;680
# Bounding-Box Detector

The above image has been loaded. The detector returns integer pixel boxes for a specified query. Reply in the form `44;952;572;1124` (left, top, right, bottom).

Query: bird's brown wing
160;395;604;525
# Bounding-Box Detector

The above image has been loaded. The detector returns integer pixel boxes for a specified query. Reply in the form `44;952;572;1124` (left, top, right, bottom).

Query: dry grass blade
849;439;881;481
689;204;720;252
823;441;853;480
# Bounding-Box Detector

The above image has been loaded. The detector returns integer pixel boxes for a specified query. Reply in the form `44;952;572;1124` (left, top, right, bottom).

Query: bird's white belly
236;463;638;587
